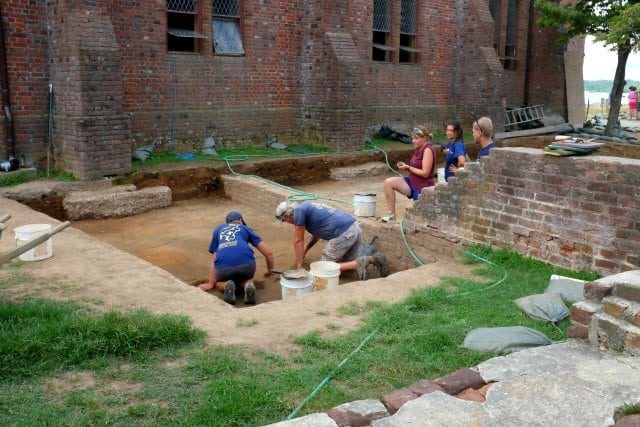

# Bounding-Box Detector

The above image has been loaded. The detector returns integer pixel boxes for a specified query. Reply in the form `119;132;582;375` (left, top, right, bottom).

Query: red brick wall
0;1;49;162
0;0;576;176
407;148;640;275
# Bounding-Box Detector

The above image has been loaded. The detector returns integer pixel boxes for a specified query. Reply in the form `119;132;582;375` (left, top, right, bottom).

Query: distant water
584;91;629;105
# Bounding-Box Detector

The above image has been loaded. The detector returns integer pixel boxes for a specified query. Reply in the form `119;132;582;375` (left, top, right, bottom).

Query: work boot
355;256;368;280
244;282;256;305
223;280;236;305
372;253;390;278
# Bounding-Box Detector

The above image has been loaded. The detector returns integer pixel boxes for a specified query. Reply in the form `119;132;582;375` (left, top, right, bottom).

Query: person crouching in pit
275;201;390;280
199;211;275;305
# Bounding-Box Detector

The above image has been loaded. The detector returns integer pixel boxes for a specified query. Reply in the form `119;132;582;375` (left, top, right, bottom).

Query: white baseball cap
275;201;289;220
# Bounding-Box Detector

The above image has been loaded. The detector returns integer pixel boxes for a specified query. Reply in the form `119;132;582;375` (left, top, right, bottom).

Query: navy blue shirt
208;223;262;269
477;142;497;160
444;139;467;181
293;202;355;241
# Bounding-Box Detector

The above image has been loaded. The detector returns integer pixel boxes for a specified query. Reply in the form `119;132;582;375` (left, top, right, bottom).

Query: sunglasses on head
413;127;424;137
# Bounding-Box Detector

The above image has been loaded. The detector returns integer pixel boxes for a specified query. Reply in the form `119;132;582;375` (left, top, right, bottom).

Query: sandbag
132;144;154;161
544;275;585;304
462;326;553;354
514;293;569;323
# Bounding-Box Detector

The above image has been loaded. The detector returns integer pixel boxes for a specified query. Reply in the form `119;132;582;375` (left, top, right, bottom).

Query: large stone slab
63;185;171;219
265;412;338;427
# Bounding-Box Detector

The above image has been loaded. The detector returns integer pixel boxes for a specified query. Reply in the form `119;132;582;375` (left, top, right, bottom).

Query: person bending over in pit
442;120;467;180
275;201;390;280
473;117;497;161
199;210;275;305
381;124;436;223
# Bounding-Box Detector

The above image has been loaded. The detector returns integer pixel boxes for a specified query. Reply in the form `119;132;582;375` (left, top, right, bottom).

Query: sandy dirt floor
0;174;475;354
72;173;416;306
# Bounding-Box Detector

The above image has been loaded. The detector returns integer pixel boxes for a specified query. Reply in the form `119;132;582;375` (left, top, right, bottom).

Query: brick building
0;0;581;179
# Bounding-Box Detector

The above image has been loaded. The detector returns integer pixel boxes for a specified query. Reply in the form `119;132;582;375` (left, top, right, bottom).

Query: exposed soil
72;173;415;306
0;151;477;354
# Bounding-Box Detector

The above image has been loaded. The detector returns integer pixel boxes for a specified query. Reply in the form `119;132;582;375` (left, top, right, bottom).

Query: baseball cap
225;210;246;225
275;201;288;220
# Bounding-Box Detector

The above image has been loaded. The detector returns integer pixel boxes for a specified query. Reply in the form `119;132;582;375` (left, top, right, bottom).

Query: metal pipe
0;3;16;159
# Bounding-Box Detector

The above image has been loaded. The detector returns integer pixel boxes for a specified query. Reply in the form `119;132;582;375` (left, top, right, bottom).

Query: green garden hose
286;327;379;420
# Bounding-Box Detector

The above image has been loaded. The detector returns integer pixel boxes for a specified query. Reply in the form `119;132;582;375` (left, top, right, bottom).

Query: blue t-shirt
208;223;262;269
477;142;497;160
444;139;467;181
293;202;355;241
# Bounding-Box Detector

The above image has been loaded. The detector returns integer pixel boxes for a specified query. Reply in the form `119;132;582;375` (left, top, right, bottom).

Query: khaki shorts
321;222;361;263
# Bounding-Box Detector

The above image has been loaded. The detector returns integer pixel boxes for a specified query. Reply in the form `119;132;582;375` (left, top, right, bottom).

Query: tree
535;1;640;135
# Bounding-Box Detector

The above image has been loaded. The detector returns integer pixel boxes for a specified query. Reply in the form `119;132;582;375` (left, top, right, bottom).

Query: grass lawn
0;247;598;426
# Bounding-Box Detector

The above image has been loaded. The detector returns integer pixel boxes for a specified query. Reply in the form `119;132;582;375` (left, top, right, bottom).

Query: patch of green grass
617;403;640;418
315;310;329;316
326;323;340;330
132;143;333;170
0;246;600;426
0;298;205;379
0;167;77;187
236;317;258;327
337;301;362;317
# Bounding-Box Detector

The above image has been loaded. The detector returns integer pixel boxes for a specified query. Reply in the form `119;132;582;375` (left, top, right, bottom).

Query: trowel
272;268;309;279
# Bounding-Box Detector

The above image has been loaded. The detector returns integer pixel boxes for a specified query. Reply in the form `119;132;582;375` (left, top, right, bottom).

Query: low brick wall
407;147;640;275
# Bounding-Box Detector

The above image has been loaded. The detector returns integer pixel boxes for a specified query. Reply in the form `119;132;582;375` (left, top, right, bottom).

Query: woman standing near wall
473;117;497;160
442;120;466;181
381;125;436;223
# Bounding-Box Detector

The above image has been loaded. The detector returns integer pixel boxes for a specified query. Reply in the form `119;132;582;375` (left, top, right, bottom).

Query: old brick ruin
570;271;640;356
406;147;640;274
1;0;578;179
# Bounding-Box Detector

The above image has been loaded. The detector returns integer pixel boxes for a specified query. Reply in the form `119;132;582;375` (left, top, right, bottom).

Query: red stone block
477;383;493;398
568;324;589;339
456;388;485;403
408;380;444;396
615;414;640;426
435;368;485;395
381;388;419;415
326;407;370;427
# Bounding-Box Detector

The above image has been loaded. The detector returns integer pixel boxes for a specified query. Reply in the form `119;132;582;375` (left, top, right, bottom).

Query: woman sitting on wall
381;125;436;223
442;120;467;181
473;117;497;160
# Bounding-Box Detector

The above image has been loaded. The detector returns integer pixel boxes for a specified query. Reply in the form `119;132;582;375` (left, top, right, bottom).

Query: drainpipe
0;3;16;159
523;0;535;106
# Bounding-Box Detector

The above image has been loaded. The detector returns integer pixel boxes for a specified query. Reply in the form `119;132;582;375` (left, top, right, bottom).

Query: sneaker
372;253;390;278
380;213;396;223
223;280;236;305
355;256;369;280
244;282;256;305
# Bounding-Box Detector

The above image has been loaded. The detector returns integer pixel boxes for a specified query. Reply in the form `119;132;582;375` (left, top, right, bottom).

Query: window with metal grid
168;0;197;13
400;0;418;63
167;0;204;53
212;0;244;54
372;0;393;62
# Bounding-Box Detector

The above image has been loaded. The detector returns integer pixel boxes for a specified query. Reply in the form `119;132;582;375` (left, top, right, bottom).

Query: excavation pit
72;171;421;307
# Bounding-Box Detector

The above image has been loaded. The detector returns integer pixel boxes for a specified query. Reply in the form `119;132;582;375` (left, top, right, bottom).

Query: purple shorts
403;177;421;200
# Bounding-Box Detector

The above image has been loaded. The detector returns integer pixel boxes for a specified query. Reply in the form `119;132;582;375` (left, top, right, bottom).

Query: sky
583;36;640;81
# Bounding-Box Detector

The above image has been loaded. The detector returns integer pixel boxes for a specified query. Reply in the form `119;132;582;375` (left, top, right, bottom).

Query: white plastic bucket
310;261;340;292
437;168;446;183
280;272;313;300
14;223;53;261
353;193;376;217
